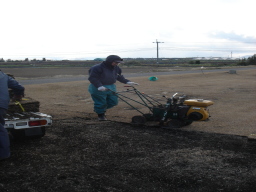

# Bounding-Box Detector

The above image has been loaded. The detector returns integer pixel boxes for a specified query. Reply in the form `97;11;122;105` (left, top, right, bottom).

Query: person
88;55;138;121
0;70;25;160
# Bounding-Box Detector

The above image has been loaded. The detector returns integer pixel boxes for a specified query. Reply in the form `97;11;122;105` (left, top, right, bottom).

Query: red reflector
29;120;47;126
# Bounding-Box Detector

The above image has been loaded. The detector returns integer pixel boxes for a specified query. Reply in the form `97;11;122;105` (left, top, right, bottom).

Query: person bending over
0;70;24;160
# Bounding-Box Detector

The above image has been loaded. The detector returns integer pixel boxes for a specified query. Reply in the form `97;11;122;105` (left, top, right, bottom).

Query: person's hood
104;55;123;68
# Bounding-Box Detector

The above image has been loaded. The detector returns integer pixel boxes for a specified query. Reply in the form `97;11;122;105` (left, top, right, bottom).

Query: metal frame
109;86;162;115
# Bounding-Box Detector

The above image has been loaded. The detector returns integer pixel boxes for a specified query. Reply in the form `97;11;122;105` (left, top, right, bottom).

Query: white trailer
4;111;52;139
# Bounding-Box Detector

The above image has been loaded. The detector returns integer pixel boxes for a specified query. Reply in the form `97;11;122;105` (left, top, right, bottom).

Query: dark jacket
88;62;130;88
0;71;25;109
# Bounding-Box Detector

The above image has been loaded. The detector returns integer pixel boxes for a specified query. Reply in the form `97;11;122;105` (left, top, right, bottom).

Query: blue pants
0;108;10;159
88;84;118;114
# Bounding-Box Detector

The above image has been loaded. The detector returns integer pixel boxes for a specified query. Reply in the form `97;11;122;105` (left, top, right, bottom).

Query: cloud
209;31;256;44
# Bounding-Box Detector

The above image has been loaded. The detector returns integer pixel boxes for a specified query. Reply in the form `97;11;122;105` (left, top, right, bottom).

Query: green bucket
148;76;158;81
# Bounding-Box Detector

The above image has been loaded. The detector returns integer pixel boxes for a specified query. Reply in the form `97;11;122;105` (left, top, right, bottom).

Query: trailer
4;96;52;139
4;111;52;139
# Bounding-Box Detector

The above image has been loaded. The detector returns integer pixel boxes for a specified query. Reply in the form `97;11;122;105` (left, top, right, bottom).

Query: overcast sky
1;0;255;60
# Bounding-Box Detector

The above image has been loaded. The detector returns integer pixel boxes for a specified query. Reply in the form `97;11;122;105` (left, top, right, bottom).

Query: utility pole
153;39;164;64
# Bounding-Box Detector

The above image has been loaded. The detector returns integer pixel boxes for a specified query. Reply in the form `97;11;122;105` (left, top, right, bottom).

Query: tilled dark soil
1;117;256;192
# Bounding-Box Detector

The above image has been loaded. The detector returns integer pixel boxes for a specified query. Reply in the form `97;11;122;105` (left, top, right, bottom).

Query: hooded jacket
88;55;130;88
0;71;25;109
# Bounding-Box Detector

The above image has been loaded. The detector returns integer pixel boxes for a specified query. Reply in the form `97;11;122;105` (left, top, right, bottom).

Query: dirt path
22;68;256;137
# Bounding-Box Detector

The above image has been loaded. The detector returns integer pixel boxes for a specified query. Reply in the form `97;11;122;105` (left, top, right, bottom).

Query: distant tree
94;58;104;61
24;58;29;62
238;58;247;66
42;58;46;61
0;58;4;62
248;54;256;65
238;54;256;66
124;60;141;66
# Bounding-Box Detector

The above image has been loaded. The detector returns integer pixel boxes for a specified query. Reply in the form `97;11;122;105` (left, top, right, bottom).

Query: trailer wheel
30;127;46;139
9;127;45;140
132;116;146;125
9;129;26;140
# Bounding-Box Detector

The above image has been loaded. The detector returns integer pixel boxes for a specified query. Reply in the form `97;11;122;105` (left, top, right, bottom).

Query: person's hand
98;86;108;91
127;82;139;85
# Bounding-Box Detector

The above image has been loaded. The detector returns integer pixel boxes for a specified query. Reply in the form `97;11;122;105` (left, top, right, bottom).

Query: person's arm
88;67;103;88
116;68;130;84
7;76;25;97
116;68;138;85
